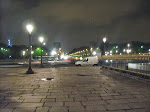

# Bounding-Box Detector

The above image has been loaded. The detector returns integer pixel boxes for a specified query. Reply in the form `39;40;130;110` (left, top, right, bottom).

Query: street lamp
43;43;46;45
127;44;130;48
103;37;107;43
39;36;44;67
103;37;107;55
22;50;25;57
92;51;96;56
141;46;144;53
26;24;34;74
126;49;131;54
116;50;118;54
123;49;126;52
127;44;131;55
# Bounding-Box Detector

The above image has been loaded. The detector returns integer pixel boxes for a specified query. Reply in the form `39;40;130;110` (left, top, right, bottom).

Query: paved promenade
0;66;150;112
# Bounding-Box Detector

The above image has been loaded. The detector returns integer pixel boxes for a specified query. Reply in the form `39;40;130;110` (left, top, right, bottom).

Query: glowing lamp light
26;24;33;34
80;57;82;60
106;60;108;63
92;51;96;55
127;44;130;47
64;56;68;60
126;49;131;54
60;55;64;59
103;37;107;43
31;51;34;54
39;36;44;43
123;49;126;52
51;50;57;55
23;51;25;56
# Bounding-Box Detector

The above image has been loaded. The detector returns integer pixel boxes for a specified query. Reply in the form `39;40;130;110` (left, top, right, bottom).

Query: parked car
75;56;98;66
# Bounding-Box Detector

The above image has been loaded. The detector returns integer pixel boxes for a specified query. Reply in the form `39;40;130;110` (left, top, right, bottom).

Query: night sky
0;0;150;52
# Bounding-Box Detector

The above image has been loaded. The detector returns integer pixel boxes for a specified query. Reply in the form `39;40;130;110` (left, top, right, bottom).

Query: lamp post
39;36;44;67
127;44;130;48
103;37;107;55
127;44;131;55
141;46;143;53
26;24;34;74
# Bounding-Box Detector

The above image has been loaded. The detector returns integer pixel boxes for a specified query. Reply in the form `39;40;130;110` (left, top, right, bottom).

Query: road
0;66;150;112
0;65;23;68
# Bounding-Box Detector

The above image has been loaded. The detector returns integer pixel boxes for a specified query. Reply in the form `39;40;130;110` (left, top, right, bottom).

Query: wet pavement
0;66;150;112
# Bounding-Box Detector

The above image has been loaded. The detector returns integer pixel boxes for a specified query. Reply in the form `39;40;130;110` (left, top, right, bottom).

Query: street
0;66;150;112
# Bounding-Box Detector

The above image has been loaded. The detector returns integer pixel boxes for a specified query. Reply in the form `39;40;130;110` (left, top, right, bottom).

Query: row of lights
105;44;150;56
70;37;106;56
0;48;8;52
70;47;98;55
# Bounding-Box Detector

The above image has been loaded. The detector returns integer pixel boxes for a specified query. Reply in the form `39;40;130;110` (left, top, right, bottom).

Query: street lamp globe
39;36;44;43
127;44;130;47
26;24;34;34
103;37;107;43
23;51;25;56
92;51;96;55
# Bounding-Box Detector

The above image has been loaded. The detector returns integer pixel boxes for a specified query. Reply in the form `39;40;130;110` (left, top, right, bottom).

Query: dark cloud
0;0;150;52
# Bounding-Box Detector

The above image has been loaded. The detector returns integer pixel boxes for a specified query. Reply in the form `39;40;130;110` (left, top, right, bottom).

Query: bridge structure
101;53;150;79
102;53;150;61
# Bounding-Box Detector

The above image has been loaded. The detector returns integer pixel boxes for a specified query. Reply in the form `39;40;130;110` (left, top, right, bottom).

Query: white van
75;57;98;66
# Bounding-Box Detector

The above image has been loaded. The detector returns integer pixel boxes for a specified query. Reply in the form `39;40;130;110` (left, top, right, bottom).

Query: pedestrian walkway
0;66;150;112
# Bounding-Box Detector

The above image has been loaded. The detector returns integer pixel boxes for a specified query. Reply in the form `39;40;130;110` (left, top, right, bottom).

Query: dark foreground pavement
0;66;150;112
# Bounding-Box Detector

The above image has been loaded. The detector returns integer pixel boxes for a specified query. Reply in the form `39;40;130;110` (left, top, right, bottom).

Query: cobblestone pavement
0;66;150;112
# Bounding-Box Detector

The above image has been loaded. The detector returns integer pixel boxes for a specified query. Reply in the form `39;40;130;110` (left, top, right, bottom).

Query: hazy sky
0;0;150;52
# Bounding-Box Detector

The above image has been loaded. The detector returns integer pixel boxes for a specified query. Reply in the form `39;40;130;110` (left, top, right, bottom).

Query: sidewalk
0;66;150;112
